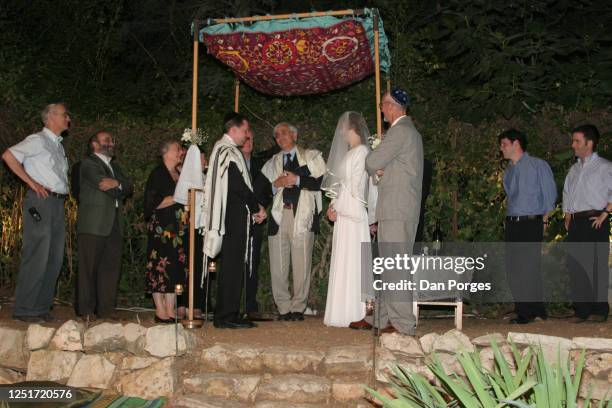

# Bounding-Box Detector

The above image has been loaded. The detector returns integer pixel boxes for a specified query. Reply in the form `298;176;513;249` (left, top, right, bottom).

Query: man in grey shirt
2;103;70;322
563;124;611;323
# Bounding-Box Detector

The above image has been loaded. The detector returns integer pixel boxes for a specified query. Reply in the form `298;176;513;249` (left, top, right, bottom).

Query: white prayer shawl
261;146;326;237
201;134;253;266
173;144;205;228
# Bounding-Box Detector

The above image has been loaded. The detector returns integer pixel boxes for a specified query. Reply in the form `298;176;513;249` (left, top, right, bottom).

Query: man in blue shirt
499;129;557;324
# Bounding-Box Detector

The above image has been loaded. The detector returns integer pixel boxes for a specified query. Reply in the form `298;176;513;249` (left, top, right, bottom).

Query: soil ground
1;295;610;349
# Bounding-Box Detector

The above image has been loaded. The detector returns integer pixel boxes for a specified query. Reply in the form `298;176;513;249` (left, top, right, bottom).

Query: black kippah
223;111;240;124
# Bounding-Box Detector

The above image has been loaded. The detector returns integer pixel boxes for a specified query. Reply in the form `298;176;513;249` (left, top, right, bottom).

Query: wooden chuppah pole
183;21;203;329
234;77;240;112
205;9;365;25
373;11;382;137
191;22;200;131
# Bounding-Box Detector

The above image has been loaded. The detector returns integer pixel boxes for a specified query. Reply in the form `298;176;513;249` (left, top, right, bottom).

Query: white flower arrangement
181;128;209;146
368;134;382;149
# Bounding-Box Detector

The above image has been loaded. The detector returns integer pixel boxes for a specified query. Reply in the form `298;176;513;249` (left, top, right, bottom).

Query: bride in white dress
322;112;377;327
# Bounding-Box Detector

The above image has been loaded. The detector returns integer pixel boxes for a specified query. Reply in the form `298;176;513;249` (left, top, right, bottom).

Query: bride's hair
345;112;369;144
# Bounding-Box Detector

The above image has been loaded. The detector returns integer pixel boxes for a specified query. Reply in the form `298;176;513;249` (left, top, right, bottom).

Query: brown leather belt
283;203;294;210
571;210;604;219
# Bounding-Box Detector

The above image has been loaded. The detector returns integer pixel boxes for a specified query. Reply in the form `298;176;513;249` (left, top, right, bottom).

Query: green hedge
1;96;609;312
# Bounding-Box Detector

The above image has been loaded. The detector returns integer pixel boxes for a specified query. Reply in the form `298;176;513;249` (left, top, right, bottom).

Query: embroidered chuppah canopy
180;9;390;327
197;9;391;96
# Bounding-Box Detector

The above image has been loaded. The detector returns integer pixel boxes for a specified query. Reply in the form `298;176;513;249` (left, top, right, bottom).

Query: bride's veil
321;111;371;199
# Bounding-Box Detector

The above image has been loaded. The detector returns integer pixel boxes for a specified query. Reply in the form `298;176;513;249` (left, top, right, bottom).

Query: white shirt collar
282;147;297;157
579;152;598;165
94;152;112;166
42;127;62;143
223;133;238;146
391;115;407;128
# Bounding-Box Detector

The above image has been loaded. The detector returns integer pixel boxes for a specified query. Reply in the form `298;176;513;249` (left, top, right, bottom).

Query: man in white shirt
2;103;70;322
563;124;612;323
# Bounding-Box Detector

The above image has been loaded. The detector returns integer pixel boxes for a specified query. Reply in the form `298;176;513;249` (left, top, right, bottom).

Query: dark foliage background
1;0;610;314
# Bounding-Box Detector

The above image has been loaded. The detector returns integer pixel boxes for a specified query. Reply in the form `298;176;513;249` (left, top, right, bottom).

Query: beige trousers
268;208;315;315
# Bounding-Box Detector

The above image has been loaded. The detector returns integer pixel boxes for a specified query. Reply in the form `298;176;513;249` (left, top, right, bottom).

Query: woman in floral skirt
144;139;187;323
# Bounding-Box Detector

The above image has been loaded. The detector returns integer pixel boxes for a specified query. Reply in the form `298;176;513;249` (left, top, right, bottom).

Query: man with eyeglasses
77;131;133;322
349;88;423;336
2;103;71;322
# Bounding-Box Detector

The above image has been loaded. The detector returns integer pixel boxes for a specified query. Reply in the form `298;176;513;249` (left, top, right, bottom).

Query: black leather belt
571;210;604;219
506;215;543;222
45;190;68;199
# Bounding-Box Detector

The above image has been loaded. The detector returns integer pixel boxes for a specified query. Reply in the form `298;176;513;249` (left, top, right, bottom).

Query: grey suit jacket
365;116;424;222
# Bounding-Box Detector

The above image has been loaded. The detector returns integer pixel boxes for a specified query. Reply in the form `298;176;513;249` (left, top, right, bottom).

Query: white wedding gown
324;144;376;327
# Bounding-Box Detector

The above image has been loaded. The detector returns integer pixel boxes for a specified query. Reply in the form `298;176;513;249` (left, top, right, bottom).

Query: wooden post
191;21;200;131
204;9;365;25
183;23;203;329
451;130;459;237
373;11;382;137
234;77;240;112
183;188;202;329
386;78;391;94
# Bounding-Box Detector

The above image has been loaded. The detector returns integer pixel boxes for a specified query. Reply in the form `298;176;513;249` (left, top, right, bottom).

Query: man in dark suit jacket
77;131;133;320
240;129;272;321
206;113;267;329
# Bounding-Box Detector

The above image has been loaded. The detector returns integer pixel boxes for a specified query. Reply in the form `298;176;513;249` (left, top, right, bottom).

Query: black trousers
245;222;263;313
566;216;610;318
215;205;249;323
505;218;546;319
77;214;122;318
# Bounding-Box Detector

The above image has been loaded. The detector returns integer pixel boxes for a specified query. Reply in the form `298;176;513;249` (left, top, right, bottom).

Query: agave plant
366;340;611;408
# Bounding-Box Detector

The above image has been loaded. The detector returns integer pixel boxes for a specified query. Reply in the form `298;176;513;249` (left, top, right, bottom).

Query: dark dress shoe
154;315;173;324
214;319;255;329
42;313;60;322
291;312;304;321
237;318;257;328
245;312;273;322
509;316;532;325
349;319;373;330
13;315;45;323
587;314;608;323
278;313;292;321
77;314;97;325
378;324;398;335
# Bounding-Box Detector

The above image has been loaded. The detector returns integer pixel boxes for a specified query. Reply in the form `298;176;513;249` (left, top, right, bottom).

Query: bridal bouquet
181;128;209;146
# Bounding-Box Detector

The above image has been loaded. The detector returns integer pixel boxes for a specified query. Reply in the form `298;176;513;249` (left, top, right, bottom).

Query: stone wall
0;320;196;399
1;322;611;406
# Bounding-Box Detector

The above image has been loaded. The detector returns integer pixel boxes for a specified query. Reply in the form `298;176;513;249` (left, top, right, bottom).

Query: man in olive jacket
77;131;133;320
